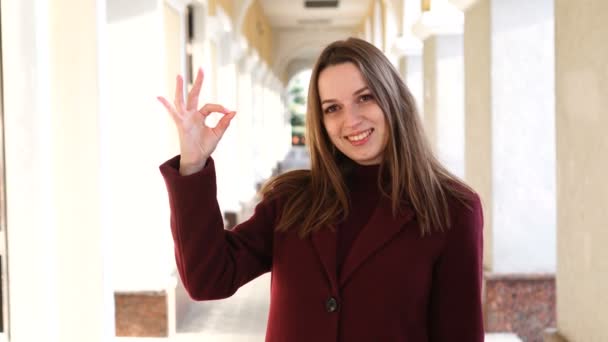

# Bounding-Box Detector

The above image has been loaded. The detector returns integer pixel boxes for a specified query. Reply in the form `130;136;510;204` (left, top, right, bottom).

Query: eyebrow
321;86;369;105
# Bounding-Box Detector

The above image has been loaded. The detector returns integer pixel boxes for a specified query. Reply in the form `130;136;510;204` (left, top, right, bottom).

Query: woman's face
318;62;388;165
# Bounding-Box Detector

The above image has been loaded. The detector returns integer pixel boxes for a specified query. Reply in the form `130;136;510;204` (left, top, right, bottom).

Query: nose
343;104;363;128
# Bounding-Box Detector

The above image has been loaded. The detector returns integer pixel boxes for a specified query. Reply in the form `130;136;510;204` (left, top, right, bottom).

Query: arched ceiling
259;0;371;29
257;0;373;81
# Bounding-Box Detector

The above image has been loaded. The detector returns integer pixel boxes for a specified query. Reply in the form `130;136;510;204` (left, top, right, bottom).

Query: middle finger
174;75;185;113
187;68;204;110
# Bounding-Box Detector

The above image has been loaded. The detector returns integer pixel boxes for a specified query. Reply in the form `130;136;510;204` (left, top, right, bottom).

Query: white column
261;71;276;176
364;17;373;43
456;0;493;269
251;60;268;185
414;2;465;178
105;0;186;296
456;0;556;274
213;31;241;214
190;1;211;84
405;55;424;118
383;0;399;66
275;78;290;162
372;0;384;50
424;35;464;178
552;1;608;340
276;78;291;162
3;0;113;341
236;51;258;204
394;0;424;117
269;77;282;165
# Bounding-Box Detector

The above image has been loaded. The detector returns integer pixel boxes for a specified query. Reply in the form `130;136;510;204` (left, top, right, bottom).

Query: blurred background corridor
1;0;607;341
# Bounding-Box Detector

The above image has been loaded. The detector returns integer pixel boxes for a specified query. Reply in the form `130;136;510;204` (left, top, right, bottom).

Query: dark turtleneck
336;163;382;276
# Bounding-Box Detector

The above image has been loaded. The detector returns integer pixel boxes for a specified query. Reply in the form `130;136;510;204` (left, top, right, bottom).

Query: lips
345;128;373;142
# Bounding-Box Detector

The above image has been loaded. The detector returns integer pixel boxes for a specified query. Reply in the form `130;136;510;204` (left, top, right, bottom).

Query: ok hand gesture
157;68;236;175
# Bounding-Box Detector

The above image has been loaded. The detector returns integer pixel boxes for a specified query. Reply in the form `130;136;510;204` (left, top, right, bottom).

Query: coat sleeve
159;155;276;300
428;193;485;341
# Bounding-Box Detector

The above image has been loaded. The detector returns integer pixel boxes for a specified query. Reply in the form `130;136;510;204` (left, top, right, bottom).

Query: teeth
347;129;372;142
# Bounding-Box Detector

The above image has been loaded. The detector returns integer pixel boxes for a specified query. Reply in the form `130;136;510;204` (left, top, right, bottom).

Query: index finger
198;103;231;117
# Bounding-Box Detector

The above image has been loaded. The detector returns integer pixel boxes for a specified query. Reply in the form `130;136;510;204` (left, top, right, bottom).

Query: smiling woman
319;63;388;165
159;37;484;341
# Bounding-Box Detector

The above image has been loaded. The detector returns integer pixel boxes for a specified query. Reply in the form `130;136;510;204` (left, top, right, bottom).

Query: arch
235;0;255;34
273;29;352;81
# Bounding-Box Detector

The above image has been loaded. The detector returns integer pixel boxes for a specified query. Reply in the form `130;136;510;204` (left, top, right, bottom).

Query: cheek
323;120;339;138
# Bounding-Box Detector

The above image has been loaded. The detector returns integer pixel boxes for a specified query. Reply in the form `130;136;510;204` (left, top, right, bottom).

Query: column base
115;291;169;337
543;328;569;342
114;277;184;337
484;273;556;342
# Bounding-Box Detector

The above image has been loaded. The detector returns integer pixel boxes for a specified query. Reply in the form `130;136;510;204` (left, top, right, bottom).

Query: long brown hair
261;37;474;238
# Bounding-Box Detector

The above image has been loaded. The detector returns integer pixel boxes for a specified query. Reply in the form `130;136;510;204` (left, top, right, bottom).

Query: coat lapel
311;226;339;294
339;196;416;288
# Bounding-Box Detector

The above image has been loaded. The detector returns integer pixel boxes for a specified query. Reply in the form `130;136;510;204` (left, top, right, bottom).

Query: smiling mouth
345;128;373;142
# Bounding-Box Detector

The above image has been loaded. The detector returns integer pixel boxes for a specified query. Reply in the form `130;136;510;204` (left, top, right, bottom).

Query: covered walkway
1;0;607;341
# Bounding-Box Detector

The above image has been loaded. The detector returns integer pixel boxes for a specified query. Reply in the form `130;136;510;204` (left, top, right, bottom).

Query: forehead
318;62;368;100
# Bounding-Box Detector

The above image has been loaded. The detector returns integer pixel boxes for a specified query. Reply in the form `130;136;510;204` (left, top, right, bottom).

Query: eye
359;94;374;103
323;104;339;114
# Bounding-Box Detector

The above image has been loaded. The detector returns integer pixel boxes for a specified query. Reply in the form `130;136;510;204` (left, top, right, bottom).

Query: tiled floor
177;274;270;339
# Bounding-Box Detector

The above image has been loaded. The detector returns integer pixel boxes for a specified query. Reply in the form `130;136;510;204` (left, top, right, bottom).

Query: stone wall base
543;328;569;342
115;291;168;337
484;273;556;342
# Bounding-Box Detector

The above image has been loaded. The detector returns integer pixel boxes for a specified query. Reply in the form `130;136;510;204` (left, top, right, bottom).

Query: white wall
491;0;555;273
3;0;114;340
106;0;178;292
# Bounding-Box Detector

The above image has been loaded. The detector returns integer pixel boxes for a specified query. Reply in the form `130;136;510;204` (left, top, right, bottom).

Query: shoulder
260;169;312;200
433;180;484;256
443;180;483;231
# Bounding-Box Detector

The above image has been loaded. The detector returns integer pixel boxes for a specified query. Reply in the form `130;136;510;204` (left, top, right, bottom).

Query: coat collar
311;196;416;291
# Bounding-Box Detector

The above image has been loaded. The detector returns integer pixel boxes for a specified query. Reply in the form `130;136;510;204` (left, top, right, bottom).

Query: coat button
326;297;339;313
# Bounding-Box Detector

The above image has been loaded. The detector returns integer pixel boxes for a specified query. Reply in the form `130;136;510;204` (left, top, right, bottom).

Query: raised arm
160;156;275;300
158;68;274;300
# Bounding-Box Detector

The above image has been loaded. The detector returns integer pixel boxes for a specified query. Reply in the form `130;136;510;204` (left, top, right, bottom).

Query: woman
158;37;484;341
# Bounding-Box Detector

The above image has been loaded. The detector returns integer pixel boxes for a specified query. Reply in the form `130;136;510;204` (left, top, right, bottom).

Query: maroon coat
160;156;485;341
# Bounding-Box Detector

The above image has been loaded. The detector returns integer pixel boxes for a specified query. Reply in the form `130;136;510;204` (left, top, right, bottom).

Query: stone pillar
456;0;493;270
105;0;199;337
270;77;287;167
372;0;384;49
213;31;241;217
251;60;268;187
405;55;424;117
261;71;276;176
394;0;424;116
3;0;113;341
423;34;464;177
550;1;608;341
236;50;259;207
413;1;465;178
454;0;557;340
276;78;291;163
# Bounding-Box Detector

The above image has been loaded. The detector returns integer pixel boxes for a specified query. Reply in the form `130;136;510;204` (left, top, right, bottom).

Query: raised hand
157;68;236;175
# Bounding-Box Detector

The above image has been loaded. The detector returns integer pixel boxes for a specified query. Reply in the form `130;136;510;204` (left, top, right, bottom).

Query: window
185;5;194;86
421;0;431;12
